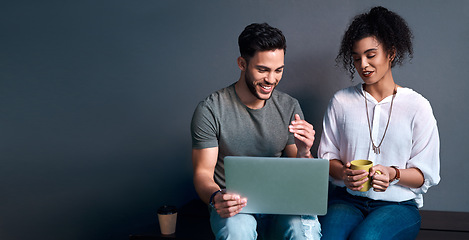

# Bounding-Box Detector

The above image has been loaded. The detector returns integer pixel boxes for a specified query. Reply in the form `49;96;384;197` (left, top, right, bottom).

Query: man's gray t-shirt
191;83;304;188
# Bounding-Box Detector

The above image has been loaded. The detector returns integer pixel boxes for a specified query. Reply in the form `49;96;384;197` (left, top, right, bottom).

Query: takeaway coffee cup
350;160;380;192
157;205;177;235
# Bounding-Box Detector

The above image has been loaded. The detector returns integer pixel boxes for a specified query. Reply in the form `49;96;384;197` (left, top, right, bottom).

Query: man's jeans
319;187;421;240
209;207;321;240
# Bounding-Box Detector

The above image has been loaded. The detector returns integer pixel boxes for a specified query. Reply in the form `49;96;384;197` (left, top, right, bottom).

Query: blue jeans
209;207;321;240
319;187;421;240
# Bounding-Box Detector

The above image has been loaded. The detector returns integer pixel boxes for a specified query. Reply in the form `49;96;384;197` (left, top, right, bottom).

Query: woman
318;6;440;240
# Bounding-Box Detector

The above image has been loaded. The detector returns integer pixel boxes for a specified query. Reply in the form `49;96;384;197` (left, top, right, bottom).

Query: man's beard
245;72;275;100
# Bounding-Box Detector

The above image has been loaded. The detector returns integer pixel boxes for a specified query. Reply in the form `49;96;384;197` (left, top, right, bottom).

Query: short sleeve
191;101;219;149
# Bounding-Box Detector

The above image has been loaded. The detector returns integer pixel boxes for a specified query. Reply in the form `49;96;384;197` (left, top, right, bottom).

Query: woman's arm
370;165;424;192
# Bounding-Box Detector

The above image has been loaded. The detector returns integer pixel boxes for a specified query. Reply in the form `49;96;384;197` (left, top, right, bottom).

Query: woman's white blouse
318;84;440;208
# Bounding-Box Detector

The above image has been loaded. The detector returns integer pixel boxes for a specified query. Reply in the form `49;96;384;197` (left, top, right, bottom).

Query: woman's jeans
319;187;421;240
209;206;321;240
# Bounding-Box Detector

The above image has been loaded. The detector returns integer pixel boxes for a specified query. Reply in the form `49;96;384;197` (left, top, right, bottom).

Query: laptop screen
224;156;329;215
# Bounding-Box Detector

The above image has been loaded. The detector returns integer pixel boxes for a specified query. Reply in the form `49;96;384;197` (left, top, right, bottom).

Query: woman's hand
370;164;392;192
343;162;369;191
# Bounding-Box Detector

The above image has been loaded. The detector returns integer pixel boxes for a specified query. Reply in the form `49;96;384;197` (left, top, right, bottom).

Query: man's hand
289;114;315;158
212;190;247;218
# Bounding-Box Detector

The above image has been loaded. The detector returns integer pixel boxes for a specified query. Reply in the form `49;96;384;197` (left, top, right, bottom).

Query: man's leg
209;207;257;240
264;215;321;240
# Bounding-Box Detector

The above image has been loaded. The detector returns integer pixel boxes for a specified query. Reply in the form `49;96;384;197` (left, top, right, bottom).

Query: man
191;23;320;239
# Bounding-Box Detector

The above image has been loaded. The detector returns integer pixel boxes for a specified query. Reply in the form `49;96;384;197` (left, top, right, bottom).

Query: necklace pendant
373;145;381;154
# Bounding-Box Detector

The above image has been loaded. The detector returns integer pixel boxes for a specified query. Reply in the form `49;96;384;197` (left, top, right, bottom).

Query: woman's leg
319;202;365;240
349;201;421;240
319;187;365;240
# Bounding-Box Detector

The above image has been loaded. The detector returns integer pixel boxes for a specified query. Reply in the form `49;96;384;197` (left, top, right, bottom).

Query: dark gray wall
1;0;468;239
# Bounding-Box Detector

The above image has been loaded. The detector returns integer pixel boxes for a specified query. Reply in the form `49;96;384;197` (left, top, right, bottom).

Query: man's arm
192;147;221;204
283;144;298;158
192;147;247;218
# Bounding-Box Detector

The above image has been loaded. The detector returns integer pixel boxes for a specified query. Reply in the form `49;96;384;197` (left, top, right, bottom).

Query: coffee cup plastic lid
158;205;177;214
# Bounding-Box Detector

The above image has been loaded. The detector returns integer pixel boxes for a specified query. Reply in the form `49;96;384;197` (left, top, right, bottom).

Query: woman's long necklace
364;84;397;154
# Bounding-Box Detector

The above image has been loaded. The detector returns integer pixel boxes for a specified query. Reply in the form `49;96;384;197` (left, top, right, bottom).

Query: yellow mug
350;160;381;192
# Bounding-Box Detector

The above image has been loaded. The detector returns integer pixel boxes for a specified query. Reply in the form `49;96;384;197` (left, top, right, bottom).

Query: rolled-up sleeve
407;100;440;194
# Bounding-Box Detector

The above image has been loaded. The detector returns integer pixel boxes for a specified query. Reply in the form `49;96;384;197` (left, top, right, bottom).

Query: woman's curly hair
337;6;414;80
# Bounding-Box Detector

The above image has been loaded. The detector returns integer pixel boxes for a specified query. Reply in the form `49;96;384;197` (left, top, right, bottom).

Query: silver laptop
224;156;329;215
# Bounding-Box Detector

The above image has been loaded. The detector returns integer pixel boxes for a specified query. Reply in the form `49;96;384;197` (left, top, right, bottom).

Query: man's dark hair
337;6;414;80
238;23;287;62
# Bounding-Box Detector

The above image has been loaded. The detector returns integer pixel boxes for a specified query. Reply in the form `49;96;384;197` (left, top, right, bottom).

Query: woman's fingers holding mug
345;171;369;190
